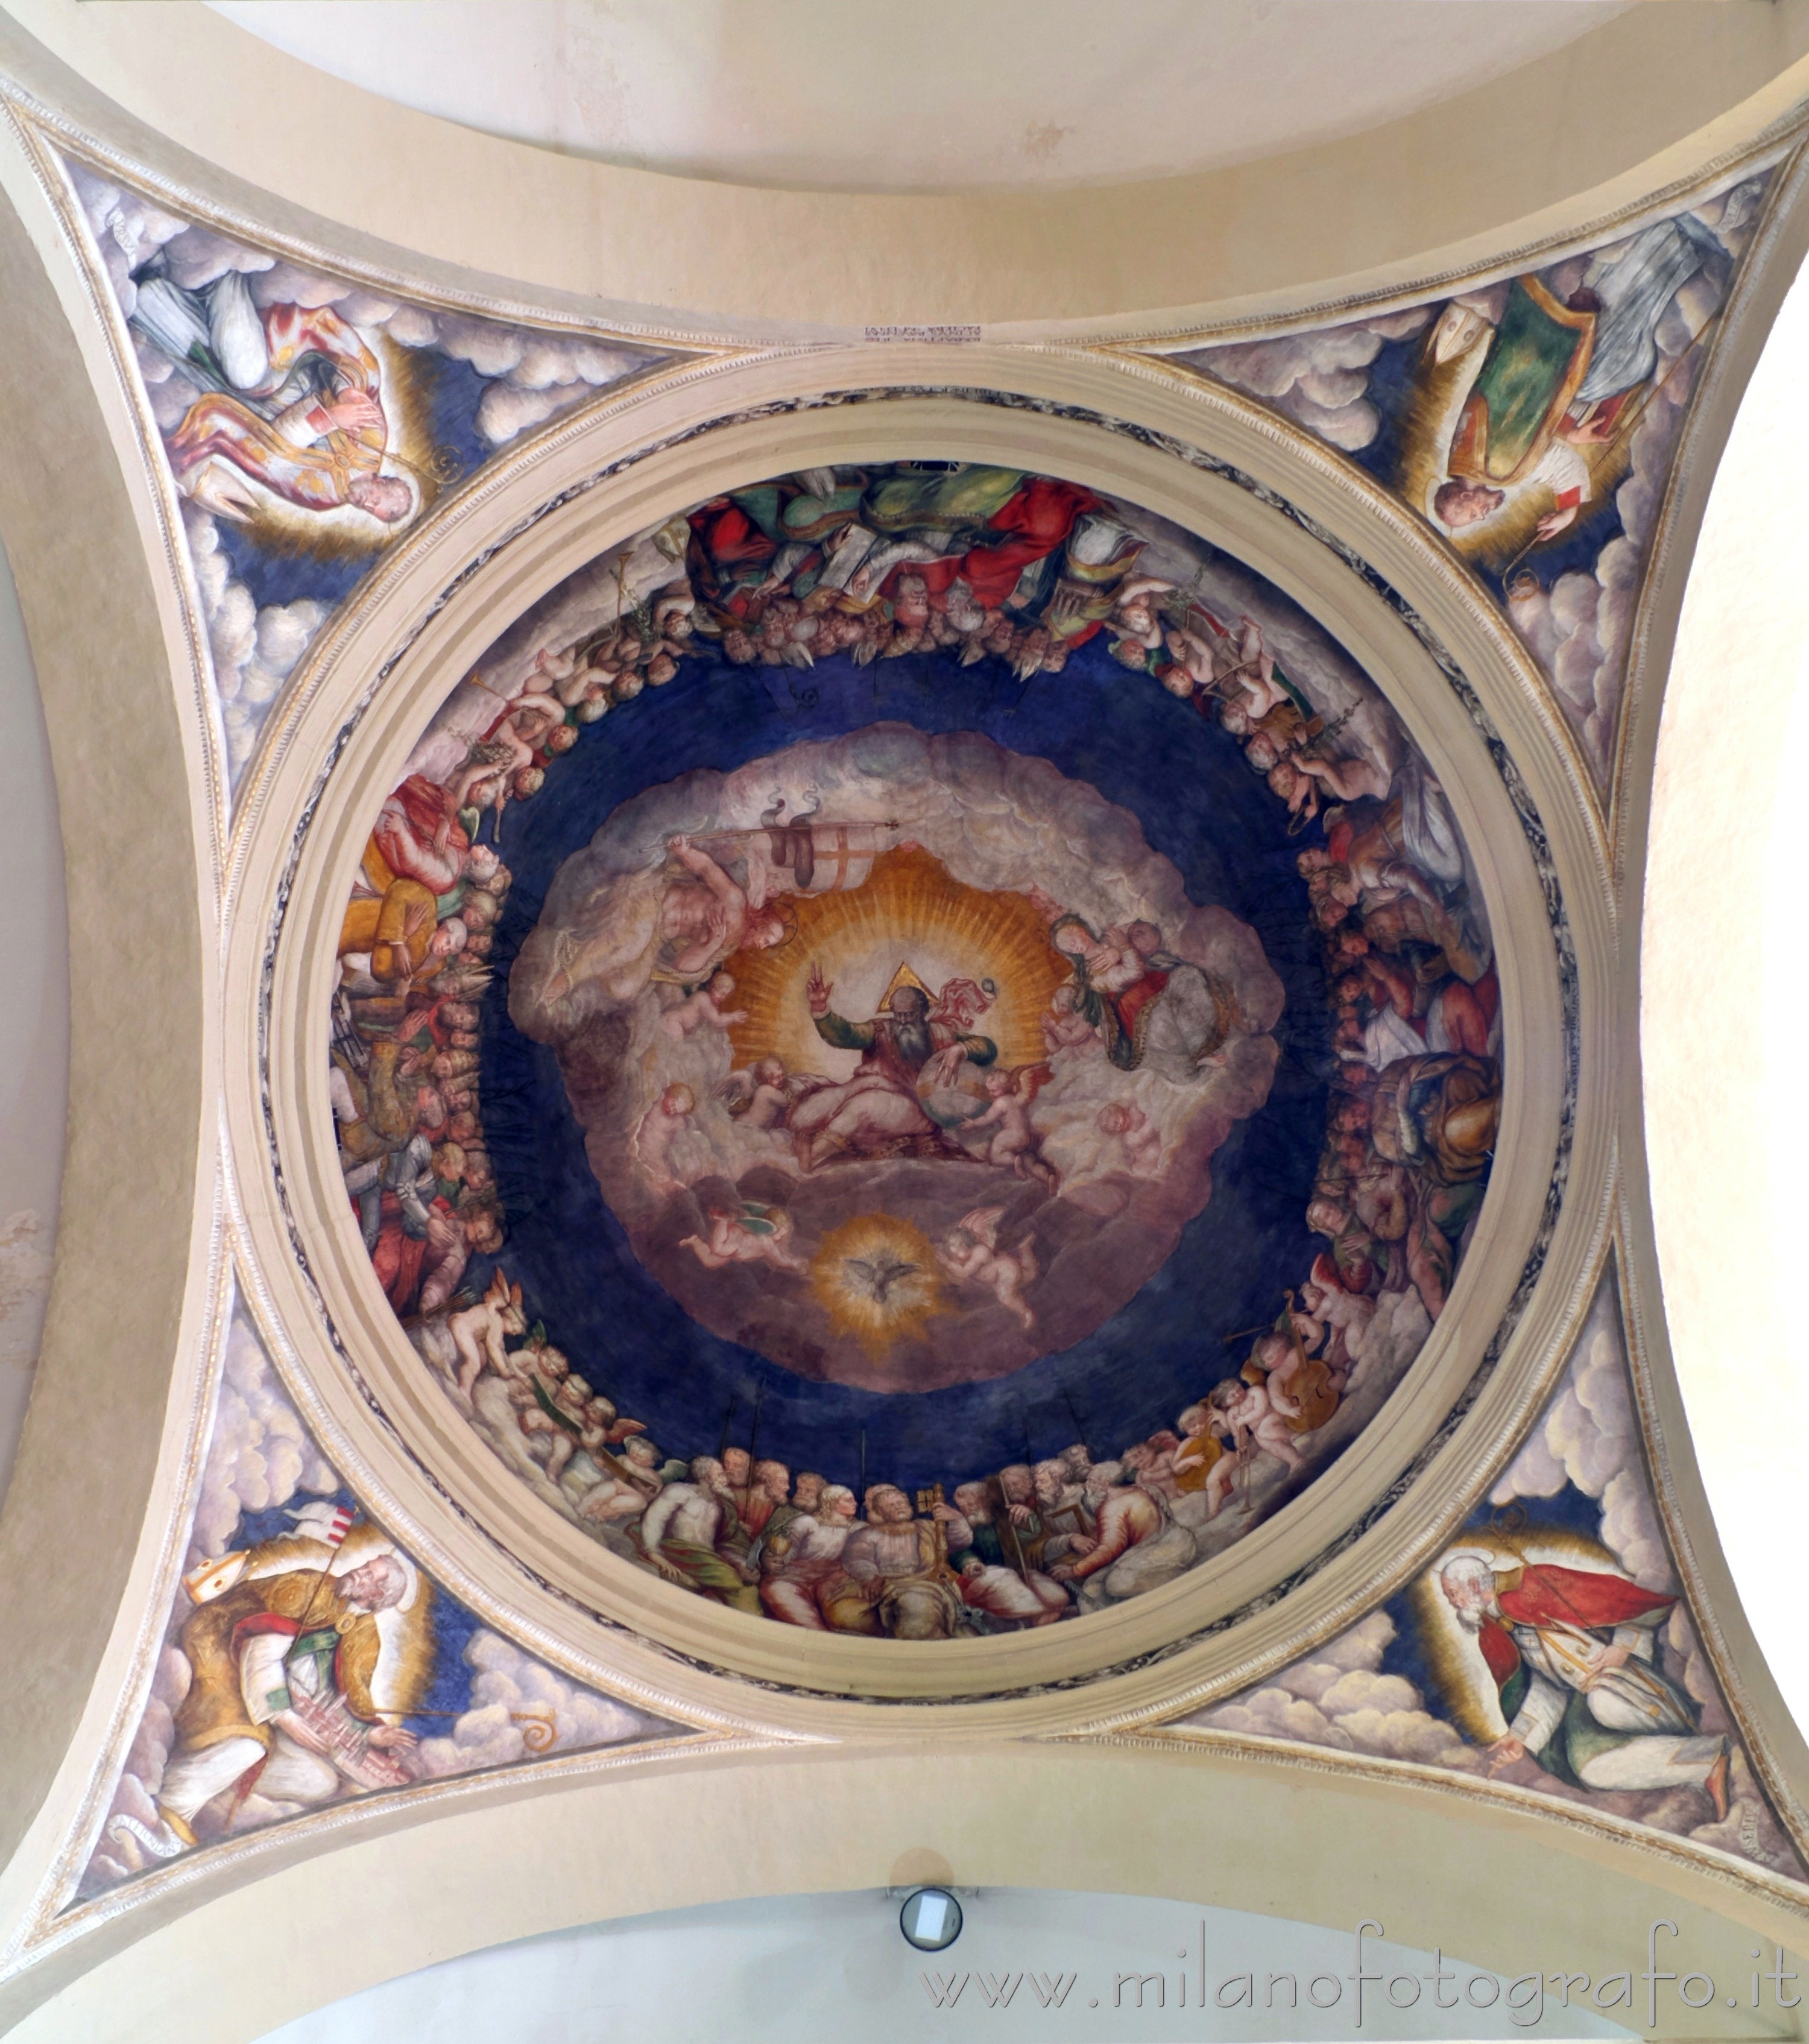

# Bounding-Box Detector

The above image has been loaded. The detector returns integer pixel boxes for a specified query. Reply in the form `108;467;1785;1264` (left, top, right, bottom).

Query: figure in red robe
1438;1553;1729;1814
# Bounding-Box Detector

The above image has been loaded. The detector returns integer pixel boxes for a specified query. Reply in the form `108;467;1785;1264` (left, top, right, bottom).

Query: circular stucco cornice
221;341;1608;1736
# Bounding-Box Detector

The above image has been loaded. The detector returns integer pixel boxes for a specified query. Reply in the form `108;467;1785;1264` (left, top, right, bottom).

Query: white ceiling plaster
1645;244;1809;1747
205;0;1628;195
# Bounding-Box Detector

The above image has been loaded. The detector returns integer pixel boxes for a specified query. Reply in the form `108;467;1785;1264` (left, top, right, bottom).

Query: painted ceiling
4;29;1808;2006
334;458;1496;1640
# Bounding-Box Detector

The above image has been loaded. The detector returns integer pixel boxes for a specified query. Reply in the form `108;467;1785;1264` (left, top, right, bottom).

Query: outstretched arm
671;836;746;916
812;1011;873;1051
375;801;463;894
681;1232;737;1270
1061;1501;1137;1580
450;754;512;809
1265;1374;1302;1420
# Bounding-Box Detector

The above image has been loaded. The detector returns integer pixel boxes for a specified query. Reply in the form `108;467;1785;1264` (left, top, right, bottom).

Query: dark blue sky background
1376;1480;1629;1738
474;630;1334;1496
1354;325;1628;609
215;349;497;615
226;1491;486;1730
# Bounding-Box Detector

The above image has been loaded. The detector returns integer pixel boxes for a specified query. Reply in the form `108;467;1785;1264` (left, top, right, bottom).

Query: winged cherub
964;1065;1058;1186
680;1201;809;1276
447;1268;528;1403
936;1207;1038;1332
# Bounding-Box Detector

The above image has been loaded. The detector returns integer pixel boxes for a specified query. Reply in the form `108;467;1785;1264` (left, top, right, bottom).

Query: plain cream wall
1645;244;1809;1736
204;1;1625;194
0;533;65;1514
253;1890;1628;2044
6;1;1808;337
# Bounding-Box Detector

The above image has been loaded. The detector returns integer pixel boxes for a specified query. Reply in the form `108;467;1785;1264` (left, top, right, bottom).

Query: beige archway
0;9;1806;2037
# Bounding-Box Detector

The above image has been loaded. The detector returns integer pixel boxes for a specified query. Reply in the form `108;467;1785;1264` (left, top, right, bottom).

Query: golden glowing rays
810;1213;948;1355
725;845;1064;1080
202;329;445;562
1397;327;1635;574
1407;1528;1624;1742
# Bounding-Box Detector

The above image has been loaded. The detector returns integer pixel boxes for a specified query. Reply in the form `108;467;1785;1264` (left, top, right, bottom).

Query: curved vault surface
211;0;1624;195
332;460;1501;1647
5;39;1809;2026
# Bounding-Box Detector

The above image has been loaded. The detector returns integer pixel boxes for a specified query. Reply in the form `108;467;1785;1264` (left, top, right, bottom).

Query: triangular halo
874;960;932;1012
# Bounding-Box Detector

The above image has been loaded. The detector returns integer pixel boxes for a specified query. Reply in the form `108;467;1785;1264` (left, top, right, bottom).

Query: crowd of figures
333;463;1501;1636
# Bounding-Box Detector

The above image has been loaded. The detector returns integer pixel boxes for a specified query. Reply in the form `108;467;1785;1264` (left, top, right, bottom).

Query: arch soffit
10;1742;1809;2044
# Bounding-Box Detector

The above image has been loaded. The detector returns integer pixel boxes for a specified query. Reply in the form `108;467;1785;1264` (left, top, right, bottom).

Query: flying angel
716;1057;826;1133
963;1062;1058;1186
936;1206;1038;1332
680;1201;810;1276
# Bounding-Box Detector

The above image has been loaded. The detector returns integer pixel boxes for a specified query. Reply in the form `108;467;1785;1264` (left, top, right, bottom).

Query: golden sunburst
810;1213;947;1355
724;844;1064;1079
198;329;443;563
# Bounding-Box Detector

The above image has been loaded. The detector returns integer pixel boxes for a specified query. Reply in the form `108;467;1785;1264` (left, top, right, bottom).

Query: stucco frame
0;18;1807;2034
227;351;1577;1728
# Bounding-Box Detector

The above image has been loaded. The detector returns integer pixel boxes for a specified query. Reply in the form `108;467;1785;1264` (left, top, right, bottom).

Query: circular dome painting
330;461;1500;1642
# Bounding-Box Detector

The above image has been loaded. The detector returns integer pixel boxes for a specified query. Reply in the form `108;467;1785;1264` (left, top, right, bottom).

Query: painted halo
325;456;1509;1651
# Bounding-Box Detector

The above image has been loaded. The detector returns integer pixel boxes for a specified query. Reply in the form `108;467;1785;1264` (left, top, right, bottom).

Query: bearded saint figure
133;272;415;527
112;1529;426;1864
787;963;997;1170
1437;1552;1731;1817
526;820;895;1020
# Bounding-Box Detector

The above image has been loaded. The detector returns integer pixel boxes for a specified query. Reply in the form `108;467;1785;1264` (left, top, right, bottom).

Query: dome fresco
333;462;1500;1639
7;26;1808;1991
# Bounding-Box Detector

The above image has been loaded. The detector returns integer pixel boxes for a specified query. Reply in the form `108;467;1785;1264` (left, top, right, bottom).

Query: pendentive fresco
63;151;1775;806
332;462;1498;1640
1180;175;1774;789
1180;1278;1802;1882
81;1296;670;1897
59;156;673;786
